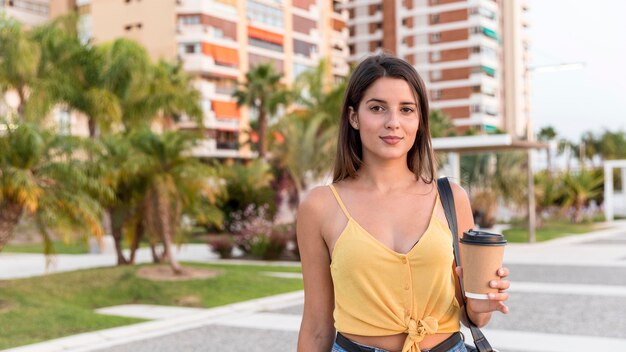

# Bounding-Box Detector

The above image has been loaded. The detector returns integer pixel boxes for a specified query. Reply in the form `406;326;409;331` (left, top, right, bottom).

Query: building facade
1;0;350;158
173;0;349;158
343;0;530;138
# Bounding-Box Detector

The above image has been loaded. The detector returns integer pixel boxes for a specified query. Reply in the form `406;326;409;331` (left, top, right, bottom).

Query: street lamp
525;61;585;242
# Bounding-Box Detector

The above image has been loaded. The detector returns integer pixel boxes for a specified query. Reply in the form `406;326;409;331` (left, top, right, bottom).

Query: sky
526;0;626;142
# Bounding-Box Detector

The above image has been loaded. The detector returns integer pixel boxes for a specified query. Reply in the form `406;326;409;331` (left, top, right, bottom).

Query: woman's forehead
362;77;418;102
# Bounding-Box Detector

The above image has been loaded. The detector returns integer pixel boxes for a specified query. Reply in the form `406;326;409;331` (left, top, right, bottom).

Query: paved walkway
2;221;626;351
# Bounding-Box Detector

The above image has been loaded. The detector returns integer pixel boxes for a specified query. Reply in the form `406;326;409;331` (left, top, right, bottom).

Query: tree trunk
87;118;98;139
129;220;143;264
16;87;26;120
108;207;128;265
258;108;267;159
0;199;24;251
150;243;160;263
573;198;585;223
156;191;182;275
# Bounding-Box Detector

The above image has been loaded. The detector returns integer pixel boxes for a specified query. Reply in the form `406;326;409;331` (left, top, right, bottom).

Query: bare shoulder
445;179;475;231
298;185;335;219
448;179;470;204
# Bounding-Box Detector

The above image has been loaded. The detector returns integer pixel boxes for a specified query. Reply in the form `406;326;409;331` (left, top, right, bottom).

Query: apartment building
1;0;350;158
343;0;530;138
174;0;350;158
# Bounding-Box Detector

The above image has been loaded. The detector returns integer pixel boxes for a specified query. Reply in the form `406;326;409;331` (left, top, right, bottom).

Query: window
431;70;441;81
249;38;283;52
247;0;284;28
293;39;317;57
179;15;201;25
293;63;312;78
178;43;201;55
216;131;239;150
471;105;481;113
431;14;440;24
431;51;441;61
8;0;49;15
430;32;440;42
432;89;441;100
57;109;71;135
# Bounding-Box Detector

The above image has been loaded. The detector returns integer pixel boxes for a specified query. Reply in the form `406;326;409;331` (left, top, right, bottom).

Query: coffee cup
460;230;507;300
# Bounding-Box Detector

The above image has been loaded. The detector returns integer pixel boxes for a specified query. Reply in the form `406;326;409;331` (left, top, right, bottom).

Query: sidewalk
2;220;626;351
0;242;299;280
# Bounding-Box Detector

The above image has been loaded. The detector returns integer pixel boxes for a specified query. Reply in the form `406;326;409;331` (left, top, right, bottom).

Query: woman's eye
369;105;385;112
401;107;415;114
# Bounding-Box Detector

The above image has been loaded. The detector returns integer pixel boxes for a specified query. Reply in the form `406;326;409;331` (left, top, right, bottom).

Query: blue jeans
331;337;468;352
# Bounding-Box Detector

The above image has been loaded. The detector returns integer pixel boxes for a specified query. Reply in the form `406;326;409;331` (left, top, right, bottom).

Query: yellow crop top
328;185;461;352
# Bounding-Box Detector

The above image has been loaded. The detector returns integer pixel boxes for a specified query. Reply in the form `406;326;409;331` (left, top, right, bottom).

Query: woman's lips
380;136;403;145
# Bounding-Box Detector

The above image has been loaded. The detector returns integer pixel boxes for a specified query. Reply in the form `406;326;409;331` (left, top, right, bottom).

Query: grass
0;262;302;349
503;219;601;242
2;240;90;254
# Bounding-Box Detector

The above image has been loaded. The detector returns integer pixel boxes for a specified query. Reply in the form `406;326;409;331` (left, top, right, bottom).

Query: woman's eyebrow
365;98;416;105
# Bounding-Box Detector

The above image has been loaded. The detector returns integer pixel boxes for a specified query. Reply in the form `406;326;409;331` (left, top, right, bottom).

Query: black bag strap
437;177;495;352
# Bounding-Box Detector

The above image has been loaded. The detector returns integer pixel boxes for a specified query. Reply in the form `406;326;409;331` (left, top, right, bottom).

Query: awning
212;101;240;119
332;18;346;32
482;27;498;40
248;26;283;45
481;65;496;76
202;43;239;65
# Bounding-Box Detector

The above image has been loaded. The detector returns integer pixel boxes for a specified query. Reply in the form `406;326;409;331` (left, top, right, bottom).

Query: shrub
232;204;288;260
207;235;235;258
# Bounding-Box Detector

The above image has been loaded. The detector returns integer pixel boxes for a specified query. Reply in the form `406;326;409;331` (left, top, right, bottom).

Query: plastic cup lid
460;230;507;246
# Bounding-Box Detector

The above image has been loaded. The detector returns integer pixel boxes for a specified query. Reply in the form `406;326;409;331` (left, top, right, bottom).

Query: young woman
296;54;510;352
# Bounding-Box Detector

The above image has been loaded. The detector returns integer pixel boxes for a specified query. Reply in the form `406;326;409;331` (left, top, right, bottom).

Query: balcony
176;24;238;48
347;29;383;44
347;10;382;26
191;139;243;159
181;53;239;78
177;0;237;20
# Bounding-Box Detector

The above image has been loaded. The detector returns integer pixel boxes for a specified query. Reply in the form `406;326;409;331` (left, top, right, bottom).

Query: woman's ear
348;107;359;130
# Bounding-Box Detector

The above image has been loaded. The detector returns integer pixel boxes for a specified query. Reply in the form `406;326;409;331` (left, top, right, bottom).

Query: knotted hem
401;316;438;352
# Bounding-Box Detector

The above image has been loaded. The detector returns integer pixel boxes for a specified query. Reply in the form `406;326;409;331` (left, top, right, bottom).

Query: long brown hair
332;53;436;183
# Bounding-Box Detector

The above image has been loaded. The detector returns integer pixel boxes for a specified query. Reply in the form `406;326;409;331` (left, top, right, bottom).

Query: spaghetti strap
431;192;440;218
328;184;352;220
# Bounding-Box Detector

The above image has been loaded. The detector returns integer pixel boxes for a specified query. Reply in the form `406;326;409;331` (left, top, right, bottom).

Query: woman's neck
355;162;418;194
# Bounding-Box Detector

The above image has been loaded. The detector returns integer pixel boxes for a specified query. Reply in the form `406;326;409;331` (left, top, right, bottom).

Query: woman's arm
450;181;510;328
297;188;336;351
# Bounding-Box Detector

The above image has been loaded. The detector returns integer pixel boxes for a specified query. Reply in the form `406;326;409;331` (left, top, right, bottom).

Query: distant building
1;0;350;159
343;0;530;138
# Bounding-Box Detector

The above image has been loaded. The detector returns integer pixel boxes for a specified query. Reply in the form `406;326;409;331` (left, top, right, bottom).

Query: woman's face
349;77;420;164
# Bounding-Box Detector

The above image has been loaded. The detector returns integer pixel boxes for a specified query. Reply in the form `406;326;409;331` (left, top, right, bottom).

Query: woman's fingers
497;301;509;314
497;267;509;278
490;279;510;291
487;292;509;301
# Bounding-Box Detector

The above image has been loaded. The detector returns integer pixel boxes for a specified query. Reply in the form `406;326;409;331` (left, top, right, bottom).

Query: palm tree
0;121;109;251
560;169;603;223
537;126;557;171
461;151;527;228
270;61;344;204
233;63;288;159
215;159;275;231
31;15;122;138
429;109;456;138
0;16;43;120
130;129;219;274
534;170;562;228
